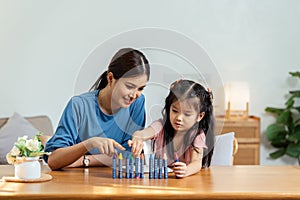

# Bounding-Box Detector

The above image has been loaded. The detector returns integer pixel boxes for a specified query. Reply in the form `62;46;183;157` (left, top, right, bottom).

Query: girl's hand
128;131;144;157
171;161;188;178
85;137;125;157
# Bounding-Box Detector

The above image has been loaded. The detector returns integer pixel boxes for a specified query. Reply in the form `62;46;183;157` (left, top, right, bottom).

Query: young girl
130;79;214;178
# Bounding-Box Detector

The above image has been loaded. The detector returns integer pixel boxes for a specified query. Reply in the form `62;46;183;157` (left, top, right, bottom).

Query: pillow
211;132;235;166
0;112;38;164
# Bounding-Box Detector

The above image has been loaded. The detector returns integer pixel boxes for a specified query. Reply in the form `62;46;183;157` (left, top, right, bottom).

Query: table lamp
224;82;250;120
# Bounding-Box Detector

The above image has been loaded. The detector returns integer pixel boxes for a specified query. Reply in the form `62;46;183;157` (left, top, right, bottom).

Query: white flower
6;152;16;164
6;133;50;165
10;146;20;156
25;139;40;151
18;135;28;141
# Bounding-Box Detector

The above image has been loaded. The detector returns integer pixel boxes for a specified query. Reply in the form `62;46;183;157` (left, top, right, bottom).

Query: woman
45;48;150;170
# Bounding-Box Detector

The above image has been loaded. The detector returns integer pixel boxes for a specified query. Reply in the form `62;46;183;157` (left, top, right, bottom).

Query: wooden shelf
215;116;260;165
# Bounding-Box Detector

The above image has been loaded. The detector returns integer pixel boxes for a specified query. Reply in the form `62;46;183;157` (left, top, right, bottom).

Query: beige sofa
0;115;53;136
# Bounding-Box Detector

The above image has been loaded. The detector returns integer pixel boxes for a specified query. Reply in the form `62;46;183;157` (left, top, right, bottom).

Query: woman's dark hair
155;79;215;168
90;48;150;91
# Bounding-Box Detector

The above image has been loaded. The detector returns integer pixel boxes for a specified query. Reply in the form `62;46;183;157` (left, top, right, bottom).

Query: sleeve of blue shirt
45;96;83;157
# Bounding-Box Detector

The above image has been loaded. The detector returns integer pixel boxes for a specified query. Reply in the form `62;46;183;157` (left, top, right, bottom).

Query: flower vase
14;156;41;179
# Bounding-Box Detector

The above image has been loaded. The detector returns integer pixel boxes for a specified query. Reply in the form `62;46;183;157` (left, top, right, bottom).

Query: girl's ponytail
200;90;215;167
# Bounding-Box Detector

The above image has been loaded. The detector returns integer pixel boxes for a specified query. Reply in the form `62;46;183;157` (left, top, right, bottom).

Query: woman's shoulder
71;91;97;103
134;94;145;103
129;94;145;109
68;91;97;110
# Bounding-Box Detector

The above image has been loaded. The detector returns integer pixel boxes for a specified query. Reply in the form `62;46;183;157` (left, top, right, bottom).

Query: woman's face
169;100;203;134
111;74;148;110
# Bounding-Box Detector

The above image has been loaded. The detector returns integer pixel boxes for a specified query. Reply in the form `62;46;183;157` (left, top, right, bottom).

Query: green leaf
285;98;294;109
277;110;291;124
271;137;287;148
288;126;300;142
286;143;300;158
294;106;300;113
265;107;285;115
266;124;287;141
289;71;300;78
29;152;51;157
289;90;300;96
270;148;286;159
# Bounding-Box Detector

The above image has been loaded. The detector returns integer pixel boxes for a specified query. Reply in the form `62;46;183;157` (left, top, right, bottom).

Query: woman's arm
68;154;114;167
172;148;203;178
48;137;125;170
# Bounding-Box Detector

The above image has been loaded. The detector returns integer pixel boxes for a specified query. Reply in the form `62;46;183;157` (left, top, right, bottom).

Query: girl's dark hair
90;48;150;91
155;79;215;168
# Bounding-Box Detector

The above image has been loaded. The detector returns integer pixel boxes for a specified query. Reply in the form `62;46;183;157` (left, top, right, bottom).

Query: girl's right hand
85;137;125;157
128;131;144;157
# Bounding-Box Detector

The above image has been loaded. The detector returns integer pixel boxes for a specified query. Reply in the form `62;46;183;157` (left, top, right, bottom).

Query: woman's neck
98;88;114;115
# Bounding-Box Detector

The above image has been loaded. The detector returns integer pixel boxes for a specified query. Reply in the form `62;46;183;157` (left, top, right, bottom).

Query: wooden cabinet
215;116;260;165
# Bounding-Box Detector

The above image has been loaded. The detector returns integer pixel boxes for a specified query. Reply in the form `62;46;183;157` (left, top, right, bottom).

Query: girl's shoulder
193;131;207;148
149;119;164;135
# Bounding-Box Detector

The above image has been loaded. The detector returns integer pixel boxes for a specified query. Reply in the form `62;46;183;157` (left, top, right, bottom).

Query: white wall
0;0;299;165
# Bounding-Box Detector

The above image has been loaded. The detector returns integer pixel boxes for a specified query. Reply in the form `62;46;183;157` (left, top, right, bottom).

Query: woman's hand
128;131;144;157
171;161;188;178
85;137;125;157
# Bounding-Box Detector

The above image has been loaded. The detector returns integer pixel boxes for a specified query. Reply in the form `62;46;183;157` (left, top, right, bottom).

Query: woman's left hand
171;162;188;178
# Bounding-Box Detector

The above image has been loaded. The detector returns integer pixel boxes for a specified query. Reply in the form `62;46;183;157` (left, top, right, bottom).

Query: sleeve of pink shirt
149;119;164;140
193;132;207;149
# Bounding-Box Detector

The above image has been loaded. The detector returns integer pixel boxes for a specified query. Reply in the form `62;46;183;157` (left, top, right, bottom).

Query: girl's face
111;74;148;110
169;100;204;134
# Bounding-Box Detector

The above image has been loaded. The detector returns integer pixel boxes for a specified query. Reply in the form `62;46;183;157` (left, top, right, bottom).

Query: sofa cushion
0;113;39;164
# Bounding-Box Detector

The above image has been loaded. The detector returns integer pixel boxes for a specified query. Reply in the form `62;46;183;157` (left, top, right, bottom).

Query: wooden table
1;165;300;199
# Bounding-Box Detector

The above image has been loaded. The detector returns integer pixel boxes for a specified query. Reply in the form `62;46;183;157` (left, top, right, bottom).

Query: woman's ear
107;72;114;85
197;112;205;122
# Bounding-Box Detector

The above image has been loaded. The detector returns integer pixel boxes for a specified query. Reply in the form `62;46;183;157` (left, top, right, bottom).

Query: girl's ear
197;112;205;122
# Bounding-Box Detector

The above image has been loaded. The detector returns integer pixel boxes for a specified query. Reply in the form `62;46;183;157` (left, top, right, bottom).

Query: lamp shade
224;82;250;111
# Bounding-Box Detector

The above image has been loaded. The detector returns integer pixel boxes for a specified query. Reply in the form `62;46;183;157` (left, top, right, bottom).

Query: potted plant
265;71;300;165
6;132;50;179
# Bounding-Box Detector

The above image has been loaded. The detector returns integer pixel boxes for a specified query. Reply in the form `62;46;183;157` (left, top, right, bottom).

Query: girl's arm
129;126;156;157
172;148;203;178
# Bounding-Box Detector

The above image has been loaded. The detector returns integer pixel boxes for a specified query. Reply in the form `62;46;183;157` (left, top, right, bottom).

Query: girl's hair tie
169;79;182;90
207;88;213;103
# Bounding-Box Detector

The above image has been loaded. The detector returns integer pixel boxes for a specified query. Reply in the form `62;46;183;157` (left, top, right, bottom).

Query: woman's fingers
112;140;126;151
108;142;116;156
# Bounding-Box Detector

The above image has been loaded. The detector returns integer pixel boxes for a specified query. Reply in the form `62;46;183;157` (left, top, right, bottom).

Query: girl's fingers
128;140;133;147
172;162;185;167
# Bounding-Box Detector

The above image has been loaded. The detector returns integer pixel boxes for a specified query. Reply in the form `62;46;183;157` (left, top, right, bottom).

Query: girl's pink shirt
150;119;207;165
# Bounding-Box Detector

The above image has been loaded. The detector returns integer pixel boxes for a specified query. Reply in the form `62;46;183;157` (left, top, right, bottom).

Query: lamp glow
224;82;250;120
